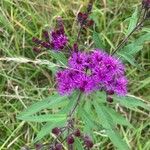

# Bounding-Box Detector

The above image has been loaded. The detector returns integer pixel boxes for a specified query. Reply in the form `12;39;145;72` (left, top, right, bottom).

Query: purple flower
56;70;77;95
50;28;68;50
115;77;128;96
76;74;96;93
56;49;128;96
68;52;87;70
32;19;68;51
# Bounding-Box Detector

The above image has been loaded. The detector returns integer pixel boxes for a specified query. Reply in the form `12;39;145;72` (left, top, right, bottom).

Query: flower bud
84;136;94;148
67;135;74;144
42;31;49;39
32;37;42;45
87;3;93;13
82;13;88;20
41;42;51;49
33;47;41;53
86;19;94;27
106;96;113;103
73;43;78;52
52;127;60;135
74;129;81;137
35;143;42;150
55;143;63;150
78;12;83;21
107;90;114;95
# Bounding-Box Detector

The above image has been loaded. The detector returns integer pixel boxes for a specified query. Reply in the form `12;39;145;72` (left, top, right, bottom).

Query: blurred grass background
0;0;150;149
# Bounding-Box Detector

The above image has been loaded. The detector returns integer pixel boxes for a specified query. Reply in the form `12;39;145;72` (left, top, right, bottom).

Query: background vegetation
0;0;150;149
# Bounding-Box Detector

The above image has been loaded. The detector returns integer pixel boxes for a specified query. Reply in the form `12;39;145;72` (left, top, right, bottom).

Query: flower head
56;49;127;96
50;28;68;50
32;17;68;51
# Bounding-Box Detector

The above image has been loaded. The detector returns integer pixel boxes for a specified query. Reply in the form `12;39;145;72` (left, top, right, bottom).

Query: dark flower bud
55;143;63;150
33;47;41;53
58;28;65;34
74;129;81;137
35;143;42;150
84;136;94;148
43;31;49;39
87;1;93;13
73;43;78;52
106;96;113;103
32;37;42;45
107;90;114;95
86;19;94;27
142;0;150;9
41;42;51;48
78;12;83;20
67;135;74;144
82;13;88;20
52;127;60;135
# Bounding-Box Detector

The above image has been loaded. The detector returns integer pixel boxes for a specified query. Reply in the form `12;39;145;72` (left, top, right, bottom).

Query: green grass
0;0;150;149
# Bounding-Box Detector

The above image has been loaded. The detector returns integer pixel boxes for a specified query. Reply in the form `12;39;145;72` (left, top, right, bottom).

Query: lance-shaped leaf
17;94;68;118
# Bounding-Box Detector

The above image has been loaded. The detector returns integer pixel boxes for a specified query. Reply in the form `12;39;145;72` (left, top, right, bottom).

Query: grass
0;0;150;149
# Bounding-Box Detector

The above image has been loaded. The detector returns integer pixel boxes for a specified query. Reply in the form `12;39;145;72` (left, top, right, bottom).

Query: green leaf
18;94;68;118
113;95;150;111
93;31;105;49
49;51;67;65
94;102;129;150
117;52;136;66
78;107;97;138
59;91;79;114
119;44;143;56
134;33;150;46
118;32;150;64
105;106;133;128
93;91;107;103
34;120;65;142
17;114;66;122
94;94;132;127
94;102;115;129
75;139;84;150
90;9;101;27
126;7;138;36
106;129;130;150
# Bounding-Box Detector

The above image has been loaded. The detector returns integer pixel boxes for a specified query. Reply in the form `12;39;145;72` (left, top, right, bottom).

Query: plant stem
48;93;82;149
76;25;81;42
68;92;82;118
111;8;147;56
111;19;145;55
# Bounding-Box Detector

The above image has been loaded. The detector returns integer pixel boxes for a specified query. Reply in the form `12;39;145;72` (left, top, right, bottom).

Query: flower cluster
50;28;68;50
77;12;94;27
56;49;128;96
77;0;94;28
51;127;93;150
32;18;68;52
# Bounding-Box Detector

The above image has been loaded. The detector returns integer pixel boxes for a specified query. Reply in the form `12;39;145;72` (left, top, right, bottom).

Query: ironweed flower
32;18;68;51
50;28;68;50
56;49;128;96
